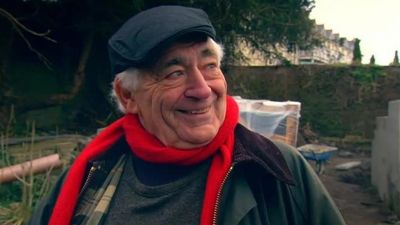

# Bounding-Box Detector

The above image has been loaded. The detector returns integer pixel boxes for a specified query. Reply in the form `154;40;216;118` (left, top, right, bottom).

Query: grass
0;109;75;225
1;123;46;225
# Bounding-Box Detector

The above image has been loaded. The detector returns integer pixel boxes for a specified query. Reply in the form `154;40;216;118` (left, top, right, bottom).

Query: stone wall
371;100;400;214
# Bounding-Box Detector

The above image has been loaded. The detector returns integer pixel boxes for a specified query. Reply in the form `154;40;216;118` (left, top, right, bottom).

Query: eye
206;63;218;69
166;70;184;79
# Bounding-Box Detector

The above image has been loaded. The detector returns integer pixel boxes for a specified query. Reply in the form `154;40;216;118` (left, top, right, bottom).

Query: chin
172;125;220;148
184;132;217;147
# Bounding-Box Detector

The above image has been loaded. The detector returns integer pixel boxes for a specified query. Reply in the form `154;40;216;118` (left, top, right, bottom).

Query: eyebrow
158;47;218;71
201;48;217;58
164;57;185;69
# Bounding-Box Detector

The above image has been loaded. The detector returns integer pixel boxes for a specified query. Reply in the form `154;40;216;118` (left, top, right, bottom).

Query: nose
184;68;212;100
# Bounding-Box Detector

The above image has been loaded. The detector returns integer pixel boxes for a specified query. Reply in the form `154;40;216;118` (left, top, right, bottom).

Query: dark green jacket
27;124;346;225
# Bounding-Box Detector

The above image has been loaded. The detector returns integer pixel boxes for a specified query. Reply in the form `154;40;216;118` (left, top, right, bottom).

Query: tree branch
0;7;56;69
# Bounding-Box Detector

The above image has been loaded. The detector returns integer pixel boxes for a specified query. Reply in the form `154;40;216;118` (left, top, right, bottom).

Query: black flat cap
108;5;216;75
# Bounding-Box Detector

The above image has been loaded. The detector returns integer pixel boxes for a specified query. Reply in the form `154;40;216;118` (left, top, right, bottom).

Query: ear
113;79;139;114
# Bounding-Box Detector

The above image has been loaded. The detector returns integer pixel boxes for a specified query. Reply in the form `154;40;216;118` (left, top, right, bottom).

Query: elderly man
28;5;346;225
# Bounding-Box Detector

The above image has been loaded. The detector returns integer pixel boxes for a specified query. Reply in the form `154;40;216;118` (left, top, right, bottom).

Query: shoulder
235;123;306;169
231;124;345;224
235;123;313;176
234;124;296;184
272;140;312;173
271;141;346;225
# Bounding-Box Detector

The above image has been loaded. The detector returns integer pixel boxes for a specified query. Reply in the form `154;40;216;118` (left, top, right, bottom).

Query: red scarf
49;96;239;225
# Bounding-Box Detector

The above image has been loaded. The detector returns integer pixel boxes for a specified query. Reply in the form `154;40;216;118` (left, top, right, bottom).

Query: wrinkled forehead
158;38;217;64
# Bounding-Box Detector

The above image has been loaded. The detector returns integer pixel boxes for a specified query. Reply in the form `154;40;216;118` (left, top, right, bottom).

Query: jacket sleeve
25;171;67;225
274;141;347;225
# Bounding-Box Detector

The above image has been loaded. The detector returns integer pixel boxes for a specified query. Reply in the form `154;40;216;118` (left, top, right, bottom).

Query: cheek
158;85;186;103
209;74;227;92
149;90;181;121
216;100;227;124
211;79;227;102
132;91;156;120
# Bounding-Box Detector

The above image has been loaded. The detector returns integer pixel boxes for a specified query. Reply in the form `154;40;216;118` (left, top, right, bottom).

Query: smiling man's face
124;38;227;149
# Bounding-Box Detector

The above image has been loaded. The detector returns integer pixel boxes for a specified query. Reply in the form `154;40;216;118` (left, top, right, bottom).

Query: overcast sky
310;0;400;65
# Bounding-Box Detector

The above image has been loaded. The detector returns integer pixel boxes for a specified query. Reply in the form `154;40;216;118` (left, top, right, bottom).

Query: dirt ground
315;150;397;225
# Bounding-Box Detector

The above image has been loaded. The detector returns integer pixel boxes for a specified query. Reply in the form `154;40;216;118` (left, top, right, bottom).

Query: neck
131;153;211;186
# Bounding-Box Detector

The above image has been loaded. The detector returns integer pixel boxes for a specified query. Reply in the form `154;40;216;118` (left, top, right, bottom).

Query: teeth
189;108;209;114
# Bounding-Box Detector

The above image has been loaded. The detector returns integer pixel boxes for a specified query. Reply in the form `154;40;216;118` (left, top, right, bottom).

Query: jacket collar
233;124;295;185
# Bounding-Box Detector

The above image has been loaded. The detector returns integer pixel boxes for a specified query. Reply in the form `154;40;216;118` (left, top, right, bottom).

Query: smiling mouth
178;107;210;114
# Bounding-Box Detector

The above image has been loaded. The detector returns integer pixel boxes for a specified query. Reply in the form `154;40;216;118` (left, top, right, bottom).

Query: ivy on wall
226;65;398;138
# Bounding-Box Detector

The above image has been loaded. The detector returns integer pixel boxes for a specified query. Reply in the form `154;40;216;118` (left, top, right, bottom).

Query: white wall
371;100;400;213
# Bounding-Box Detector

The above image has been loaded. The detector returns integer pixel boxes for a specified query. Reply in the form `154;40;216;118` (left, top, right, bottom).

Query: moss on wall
226;65;400;138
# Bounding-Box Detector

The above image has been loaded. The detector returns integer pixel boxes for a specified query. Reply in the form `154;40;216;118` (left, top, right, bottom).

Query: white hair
110;68;143;113
110;38;224;113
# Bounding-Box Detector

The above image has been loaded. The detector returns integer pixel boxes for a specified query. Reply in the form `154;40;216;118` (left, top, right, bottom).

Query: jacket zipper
79;162;99;195
213;163;235;225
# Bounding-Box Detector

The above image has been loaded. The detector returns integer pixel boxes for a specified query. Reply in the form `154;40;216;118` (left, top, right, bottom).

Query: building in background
299;23;355;64
237;21;355;66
